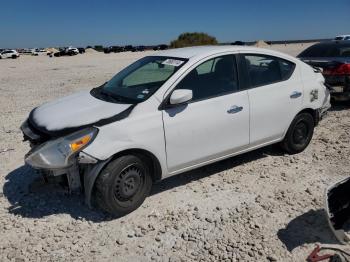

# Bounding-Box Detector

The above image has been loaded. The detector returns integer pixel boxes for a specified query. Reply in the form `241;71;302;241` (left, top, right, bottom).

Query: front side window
244;54;295;87
175;55;238;102
99;56;187;103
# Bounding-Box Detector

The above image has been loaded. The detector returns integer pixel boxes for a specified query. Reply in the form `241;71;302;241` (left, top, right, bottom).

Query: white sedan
21;46;330;216
0;49;19;59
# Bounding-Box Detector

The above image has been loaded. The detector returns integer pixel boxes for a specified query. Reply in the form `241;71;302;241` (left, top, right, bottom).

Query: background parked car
77;47;85;54
104;46;124;53
53;47;79;57
334;35;350;41
66;47;79;55
153;44;168;51
123;45;134;52
0;50;20;59
298;41;350;101
131;45;145;52
231;41;246;46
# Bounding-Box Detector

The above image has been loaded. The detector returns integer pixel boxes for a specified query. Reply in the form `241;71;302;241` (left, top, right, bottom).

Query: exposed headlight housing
25;127;98;169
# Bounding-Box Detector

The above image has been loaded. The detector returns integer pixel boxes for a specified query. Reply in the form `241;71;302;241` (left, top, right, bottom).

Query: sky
0;0;349;48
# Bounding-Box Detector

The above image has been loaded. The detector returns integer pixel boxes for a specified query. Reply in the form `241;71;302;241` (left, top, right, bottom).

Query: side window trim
236;54;250;91
240;53;296;90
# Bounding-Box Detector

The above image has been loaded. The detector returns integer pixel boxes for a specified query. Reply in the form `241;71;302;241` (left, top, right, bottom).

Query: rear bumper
330;88;350;101
326;75;350;101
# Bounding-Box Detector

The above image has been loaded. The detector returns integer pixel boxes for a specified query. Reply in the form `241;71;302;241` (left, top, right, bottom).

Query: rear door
162;54;250;173
241;53;303;145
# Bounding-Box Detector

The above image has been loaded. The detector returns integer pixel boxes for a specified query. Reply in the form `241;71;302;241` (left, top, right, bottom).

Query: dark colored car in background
54;47;78;57
153;44;168;51
131;45;145;52
123;45;134;52
104;46;124;53
231;41;246;46
77;47;85;54
298;41;350;101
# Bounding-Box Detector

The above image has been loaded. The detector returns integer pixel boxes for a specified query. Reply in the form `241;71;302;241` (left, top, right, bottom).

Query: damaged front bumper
25;147;110;207
325;177;350;244
25;147;98;192
21;121;104;201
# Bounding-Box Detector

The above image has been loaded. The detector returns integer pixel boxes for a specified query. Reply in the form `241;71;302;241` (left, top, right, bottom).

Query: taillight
323;63;350;75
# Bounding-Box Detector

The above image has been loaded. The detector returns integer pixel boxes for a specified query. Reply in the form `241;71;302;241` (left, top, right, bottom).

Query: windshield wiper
100;89;137;104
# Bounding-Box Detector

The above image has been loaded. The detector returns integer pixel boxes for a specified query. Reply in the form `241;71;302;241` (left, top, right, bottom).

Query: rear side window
243;54;295;88
280;59;295;80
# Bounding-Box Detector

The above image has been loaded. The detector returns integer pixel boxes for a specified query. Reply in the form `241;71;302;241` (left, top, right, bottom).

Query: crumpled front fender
84;158;111;207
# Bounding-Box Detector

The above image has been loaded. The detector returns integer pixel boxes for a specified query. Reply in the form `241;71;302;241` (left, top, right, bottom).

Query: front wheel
94;155;152;217
281;113;314;154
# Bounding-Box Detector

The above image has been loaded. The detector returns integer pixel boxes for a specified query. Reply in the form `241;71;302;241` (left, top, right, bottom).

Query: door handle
227;105;243;114
290;91;302;99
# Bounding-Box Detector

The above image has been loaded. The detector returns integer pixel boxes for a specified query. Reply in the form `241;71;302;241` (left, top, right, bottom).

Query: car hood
29;90;133;136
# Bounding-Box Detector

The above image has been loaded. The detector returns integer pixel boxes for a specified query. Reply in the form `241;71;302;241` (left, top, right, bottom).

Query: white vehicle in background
66;47;79;55
0;49;19;59
31;48;47;56
21;46;330;216
334;35;350;41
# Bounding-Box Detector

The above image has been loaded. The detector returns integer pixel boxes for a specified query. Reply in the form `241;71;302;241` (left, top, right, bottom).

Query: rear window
299;43;350;57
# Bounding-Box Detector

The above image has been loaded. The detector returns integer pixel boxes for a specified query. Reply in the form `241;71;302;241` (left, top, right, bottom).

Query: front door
162;54;250;173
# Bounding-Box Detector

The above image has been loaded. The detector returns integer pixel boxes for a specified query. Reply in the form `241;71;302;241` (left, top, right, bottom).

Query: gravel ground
0;46;350;262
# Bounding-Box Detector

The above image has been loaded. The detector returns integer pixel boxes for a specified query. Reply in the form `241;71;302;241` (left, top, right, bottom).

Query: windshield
101;56;187;103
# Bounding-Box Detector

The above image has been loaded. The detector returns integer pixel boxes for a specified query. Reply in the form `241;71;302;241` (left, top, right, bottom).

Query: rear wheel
281;113;314;154
95;155;152;217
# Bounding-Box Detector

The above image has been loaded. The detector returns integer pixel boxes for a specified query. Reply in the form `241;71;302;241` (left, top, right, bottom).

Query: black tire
95;155;152;217
281;113;314;154
12;55;17;59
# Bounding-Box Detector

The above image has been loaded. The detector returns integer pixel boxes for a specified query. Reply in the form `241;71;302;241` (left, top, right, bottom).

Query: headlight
25;127;98;169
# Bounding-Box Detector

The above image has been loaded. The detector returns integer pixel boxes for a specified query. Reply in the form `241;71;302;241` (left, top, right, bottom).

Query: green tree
170;32;218;48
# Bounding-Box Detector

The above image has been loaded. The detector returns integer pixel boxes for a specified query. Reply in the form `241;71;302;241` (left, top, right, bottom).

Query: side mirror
169;89;193;105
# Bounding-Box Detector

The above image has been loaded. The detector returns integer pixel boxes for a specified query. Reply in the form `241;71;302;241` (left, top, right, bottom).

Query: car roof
154;45;288;60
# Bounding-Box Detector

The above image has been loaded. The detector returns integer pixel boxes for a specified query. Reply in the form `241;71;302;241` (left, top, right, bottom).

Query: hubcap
293;121;309;145
114;165;143;201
